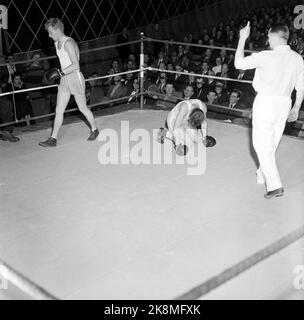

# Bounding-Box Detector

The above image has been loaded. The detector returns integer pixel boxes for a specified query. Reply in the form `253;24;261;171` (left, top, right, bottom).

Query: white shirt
235;45;304;97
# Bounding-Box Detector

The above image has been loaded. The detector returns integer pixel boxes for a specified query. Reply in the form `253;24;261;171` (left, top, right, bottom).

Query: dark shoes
264;188;284;199
39;137;57;147
39;129;99;147
0;132;20;142
87;129;99;141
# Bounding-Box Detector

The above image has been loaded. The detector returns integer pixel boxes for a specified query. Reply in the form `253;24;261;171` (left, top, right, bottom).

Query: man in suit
173;64;187;93
201;61;209;76
214;81;229;105
102;75;128;103
225;89;251;123
233;69;256;106
193;77;206;101
211;89;249;122
183;85;195;100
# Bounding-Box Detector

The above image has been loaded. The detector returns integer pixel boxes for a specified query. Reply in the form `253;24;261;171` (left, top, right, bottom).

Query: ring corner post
140;32;144;110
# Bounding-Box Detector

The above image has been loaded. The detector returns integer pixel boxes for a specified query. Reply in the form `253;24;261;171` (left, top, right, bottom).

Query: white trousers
252;94;291;191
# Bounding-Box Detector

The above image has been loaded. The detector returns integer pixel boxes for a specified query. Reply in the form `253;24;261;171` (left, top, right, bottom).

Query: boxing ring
0;36;304;300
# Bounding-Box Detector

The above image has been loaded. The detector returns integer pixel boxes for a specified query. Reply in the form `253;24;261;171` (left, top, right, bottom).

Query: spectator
102;75;128;104
194;39;204;56
0;86;19;142
176;45;185;64
111;59;121;74
173;64;187;92
227;53;236;75
103;68;115;95
153;51;167;68
186;72;196;87
215;30;224;46
144;53;151;66
219;49;228;64
226;30;237;48
216;63;231;89
7;73;33;125
205;70;217;90
204;48;215;64
87;72;105;106
214;81;229;105
206;88;217;104
166;62;175;82
233;69;256;106
201;61;209;75
25;52;50;122
25;53;46;84
128;53;137;69
170;51;178;65
193;77;206;101
212;57;222;75
225;90;251;125
156;72;167;93
183;85;194;100
156;82;179;108
127;78;140;104
124;60;137;92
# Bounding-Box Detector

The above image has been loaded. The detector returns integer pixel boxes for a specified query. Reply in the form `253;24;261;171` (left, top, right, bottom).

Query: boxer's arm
61;40;80;75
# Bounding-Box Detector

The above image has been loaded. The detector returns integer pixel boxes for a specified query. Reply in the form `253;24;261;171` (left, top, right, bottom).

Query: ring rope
145;37;258;54
0;39;142;67
1;67;303;128
145;89;252;115
0;258;58;300
0;93;141;128
147;67;253;84
0;37;302;131
0;68;142;98
175;224;304;300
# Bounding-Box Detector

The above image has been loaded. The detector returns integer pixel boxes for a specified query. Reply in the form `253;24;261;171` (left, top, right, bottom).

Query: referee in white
235;22;304;199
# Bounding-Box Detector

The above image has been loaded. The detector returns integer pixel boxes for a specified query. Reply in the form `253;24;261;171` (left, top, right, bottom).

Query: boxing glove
203;135;216;148
43;68;65;84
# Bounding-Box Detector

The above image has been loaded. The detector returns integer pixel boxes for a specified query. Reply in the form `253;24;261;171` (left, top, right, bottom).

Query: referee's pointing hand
239;21;251;41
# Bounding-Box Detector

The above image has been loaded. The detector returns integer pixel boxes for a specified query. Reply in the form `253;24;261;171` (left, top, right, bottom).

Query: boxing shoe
39;137;57;147
1;132;20;142
87;129;99;141
264;188;284;199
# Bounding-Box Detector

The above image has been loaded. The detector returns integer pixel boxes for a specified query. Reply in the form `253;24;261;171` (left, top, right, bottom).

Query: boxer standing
39;18;99;147
235;23;304;199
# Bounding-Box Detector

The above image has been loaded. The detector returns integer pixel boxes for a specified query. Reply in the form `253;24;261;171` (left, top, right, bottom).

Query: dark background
1;0;220;53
